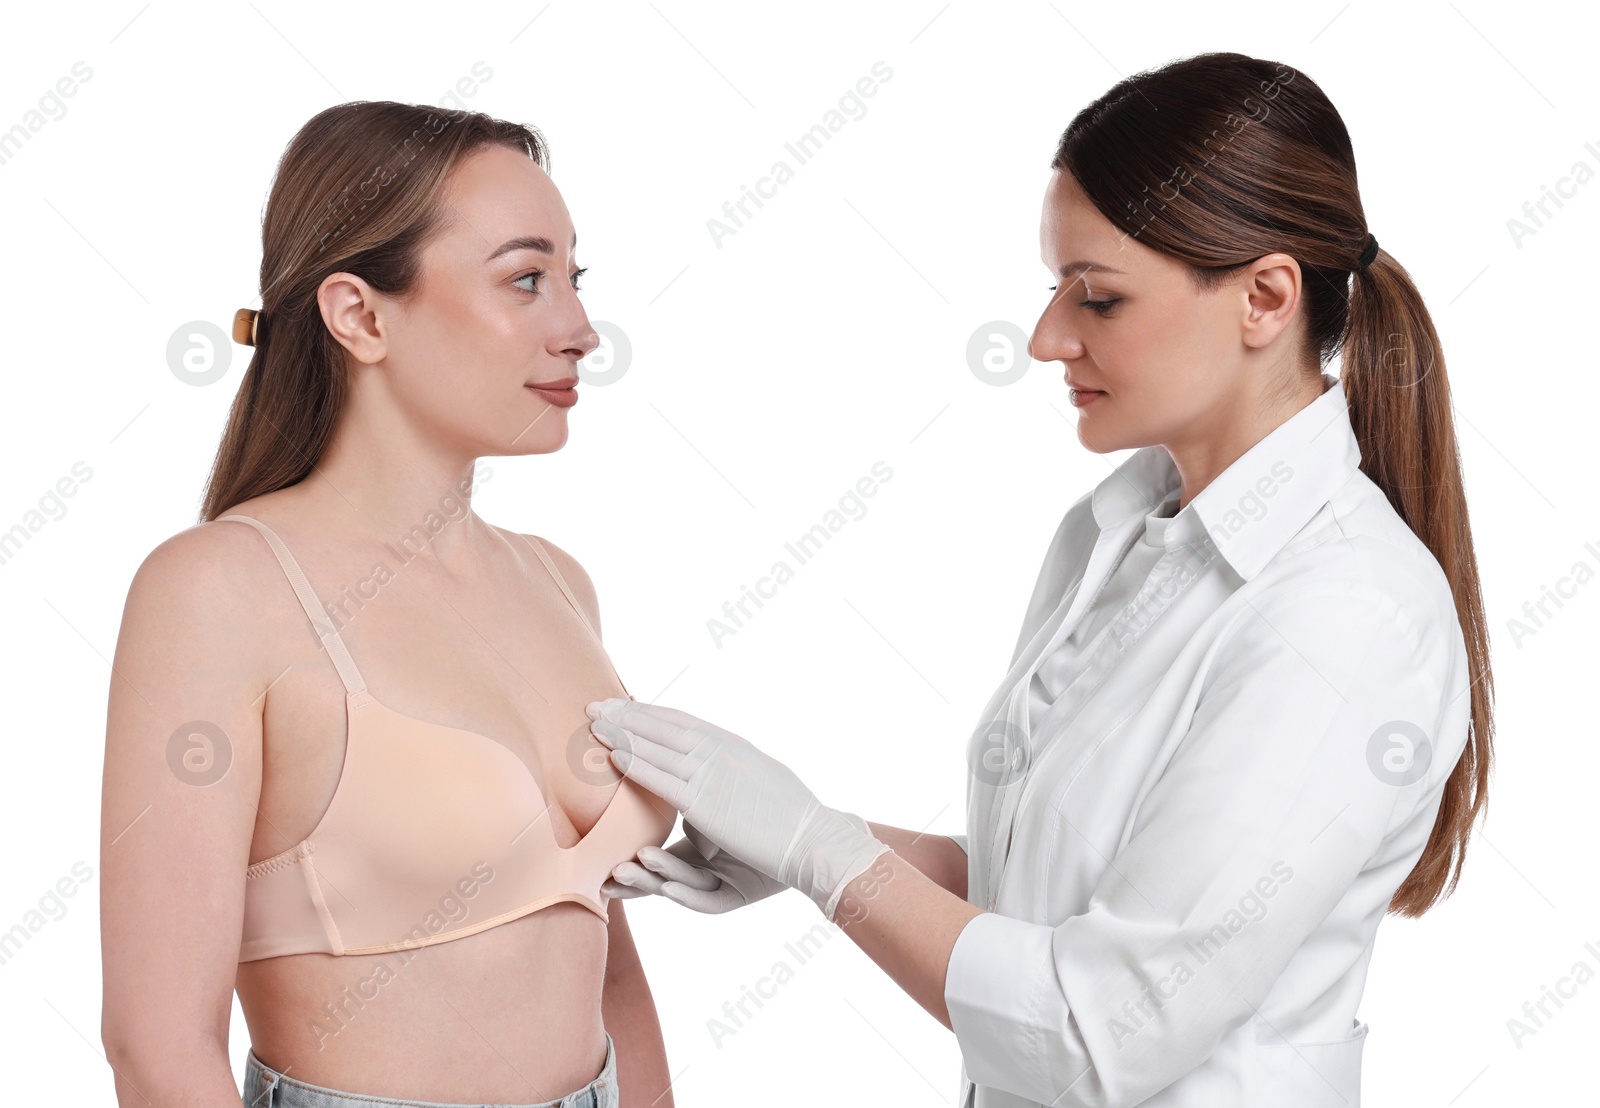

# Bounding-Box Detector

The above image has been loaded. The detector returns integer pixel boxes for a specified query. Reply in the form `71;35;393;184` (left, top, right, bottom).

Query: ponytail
1343;249;1494;915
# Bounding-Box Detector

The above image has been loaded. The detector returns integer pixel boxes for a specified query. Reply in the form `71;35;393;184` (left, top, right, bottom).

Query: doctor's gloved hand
585;698;894;922
601;819;791;914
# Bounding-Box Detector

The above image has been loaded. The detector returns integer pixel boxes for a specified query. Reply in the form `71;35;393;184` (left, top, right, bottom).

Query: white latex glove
601;819;790;914
586;699;894;921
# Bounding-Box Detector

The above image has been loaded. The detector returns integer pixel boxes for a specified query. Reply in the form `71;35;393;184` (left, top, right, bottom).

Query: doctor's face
1029;168;1259;457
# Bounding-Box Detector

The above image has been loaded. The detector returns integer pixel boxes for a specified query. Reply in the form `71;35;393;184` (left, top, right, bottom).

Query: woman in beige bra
98;102;672;1107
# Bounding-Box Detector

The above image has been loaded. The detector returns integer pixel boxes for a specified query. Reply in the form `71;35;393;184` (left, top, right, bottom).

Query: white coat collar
1088;373;1363;581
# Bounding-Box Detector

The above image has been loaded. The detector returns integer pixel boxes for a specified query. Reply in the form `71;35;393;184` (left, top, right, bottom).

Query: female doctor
586;52;1494;1108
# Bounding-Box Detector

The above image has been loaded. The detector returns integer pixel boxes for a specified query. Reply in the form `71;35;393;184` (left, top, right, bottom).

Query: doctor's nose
1028;310;1086;367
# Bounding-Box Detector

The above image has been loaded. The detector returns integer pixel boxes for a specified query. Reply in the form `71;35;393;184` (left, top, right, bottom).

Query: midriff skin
235;905;610;1102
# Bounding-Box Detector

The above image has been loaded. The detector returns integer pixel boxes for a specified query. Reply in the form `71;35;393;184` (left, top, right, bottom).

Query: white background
1;0;1595;1103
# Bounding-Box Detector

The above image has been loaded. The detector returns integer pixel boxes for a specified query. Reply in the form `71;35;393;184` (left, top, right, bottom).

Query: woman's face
1030;168;1301;457
338;143;599;457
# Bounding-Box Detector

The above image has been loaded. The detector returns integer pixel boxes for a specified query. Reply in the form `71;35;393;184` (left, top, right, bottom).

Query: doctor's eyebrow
486;232;578;262
1054;259;1127;278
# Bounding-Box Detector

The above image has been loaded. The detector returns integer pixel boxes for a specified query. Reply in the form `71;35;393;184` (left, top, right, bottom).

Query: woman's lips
526;383;578;408
1069;387;1104;408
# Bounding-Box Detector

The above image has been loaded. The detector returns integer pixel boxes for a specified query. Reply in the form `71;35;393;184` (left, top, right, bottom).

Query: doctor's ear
1236;252;1302;351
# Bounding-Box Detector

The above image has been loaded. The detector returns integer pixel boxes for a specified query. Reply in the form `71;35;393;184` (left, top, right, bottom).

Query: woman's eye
514;268;587;294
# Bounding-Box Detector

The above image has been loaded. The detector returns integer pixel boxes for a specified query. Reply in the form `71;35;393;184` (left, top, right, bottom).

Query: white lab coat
943;373;1472;1107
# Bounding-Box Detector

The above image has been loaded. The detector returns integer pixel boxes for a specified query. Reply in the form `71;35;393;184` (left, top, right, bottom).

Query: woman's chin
505;426;570;456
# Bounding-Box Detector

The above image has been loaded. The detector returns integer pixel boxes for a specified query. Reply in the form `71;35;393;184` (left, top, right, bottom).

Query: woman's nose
569;324;600;361
553;302;600;361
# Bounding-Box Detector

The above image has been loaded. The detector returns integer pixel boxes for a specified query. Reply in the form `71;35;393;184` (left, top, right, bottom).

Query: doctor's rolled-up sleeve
943;579;1462;1107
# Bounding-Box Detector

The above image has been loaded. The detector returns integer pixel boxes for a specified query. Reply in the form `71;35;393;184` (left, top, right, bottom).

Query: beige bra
218;514;676;962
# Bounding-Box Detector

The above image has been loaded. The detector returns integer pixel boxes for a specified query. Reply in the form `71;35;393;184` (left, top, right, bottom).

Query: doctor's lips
1066;378;1106;407
526;375;579;408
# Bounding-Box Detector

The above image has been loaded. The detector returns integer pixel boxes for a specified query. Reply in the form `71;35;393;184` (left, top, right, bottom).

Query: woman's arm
863;823;967;900
100;525;270;1104
601;898;674;1108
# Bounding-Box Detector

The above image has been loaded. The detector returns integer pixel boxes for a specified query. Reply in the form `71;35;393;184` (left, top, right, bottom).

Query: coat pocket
1248;1017;1368;1106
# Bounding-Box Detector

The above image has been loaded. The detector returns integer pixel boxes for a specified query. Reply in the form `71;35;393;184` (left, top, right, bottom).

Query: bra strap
217;514;368;696
515;533;633;700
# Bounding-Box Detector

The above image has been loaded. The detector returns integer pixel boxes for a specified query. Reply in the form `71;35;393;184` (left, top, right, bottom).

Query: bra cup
311;701;551;934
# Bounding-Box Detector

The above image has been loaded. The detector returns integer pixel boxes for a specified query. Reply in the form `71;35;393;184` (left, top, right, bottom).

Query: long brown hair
199;101;548;522
1053;52;1492;916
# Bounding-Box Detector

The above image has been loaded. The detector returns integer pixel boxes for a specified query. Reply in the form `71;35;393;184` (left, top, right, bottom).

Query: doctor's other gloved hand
601;819;791;914
587;698;894;921
602;812;879;914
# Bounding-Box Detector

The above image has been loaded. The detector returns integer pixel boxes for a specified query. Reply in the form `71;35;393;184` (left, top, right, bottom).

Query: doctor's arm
837;582;1462;1106
862;823;968;900
808;823;973;1024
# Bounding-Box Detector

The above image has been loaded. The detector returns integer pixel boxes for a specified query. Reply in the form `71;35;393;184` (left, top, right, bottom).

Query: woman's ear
1239;252;1302;351
317;272;390;365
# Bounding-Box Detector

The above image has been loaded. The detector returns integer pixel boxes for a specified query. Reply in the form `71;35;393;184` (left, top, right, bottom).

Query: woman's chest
253;581;631;862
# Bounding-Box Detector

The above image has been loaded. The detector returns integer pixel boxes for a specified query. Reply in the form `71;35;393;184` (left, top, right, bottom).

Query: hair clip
232;308;260;347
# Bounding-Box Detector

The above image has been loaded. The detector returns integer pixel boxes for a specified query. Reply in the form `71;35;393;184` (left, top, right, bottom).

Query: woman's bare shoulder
130;514;277;603
120;512;296;672
498;526;603;638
